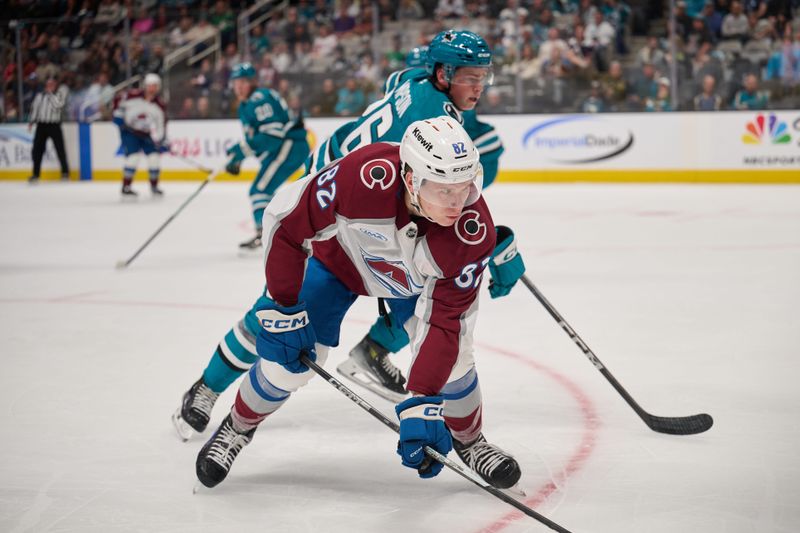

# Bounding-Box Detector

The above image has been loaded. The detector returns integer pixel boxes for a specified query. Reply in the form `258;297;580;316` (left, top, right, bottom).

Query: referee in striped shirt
28;76;70;182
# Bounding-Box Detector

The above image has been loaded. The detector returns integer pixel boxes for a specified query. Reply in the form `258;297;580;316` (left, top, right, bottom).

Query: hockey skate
336;335;408;402
454;433;522;490
196;413;255;488
121;185;138;199
150;185;164;197
172;377;220;441
238;229;262;252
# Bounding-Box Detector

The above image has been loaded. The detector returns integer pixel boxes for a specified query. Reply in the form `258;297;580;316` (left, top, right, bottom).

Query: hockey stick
167;151;213;175
115;168;221;269
300;353;574;533
519;275;713;435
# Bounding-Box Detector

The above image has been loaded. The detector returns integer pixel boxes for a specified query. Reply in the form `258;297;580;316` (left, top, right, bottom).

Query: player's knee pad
260;344;329;392
124;153;141;168
147;152;160;170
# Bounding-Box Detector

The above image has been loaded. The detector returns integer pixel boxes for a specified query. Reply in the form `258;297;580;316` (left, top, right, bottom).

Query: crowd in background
1;0;799;122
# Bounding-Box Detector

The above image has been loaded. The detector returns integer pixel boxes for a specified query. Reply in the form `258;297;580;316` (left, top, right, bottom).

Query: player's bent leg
442;367;521;490
173;316;260;440
121;152;141;197
195;346;329;488
336;298;415;402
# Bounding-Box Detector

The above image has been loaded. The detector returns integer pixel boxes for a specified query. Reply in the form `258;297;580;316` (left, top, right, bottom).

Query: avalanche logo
455;210;487;246
742;114;791;144
360;158;396;190
362;250;422;297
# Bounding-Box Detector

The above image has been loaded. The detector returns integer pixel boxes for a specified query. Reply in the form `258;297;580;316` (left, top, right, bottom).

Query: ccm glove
395;395;452;479
255;300;317;373
488;225;526;299
225;143;246;175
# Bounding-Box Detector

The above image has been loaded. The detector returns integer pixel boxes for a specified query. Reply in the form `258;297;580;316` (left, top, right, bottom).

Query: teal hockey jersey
308;69;504;186
238;88;306;157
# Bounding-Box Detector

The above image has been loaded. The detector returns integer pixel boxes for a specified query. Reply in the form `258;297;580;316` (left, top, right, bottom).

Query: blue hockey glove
254;300;317;373
488;225;526;299
155;138;170;153
395;395;452;479
225;143;246;175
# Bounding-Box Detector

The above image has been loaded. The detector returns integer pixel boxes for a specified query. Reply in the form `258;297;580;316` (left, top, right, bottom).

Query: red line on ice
473;342;600;533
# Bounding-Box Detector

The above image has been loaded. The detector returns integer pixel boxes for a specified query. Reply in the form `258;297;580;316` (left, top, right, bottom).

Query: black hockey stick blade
643;413;713;435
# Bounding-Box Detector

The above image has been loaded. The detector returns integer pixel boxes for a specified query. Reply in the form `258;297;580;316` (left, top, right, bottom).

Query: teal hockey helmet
405;46;428;68
230;62;256;80
426;30;493;84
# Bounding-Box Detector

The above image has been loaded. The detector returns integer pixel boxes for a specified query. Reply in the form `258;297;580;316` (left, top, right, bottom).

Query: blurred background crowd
1;0;799;122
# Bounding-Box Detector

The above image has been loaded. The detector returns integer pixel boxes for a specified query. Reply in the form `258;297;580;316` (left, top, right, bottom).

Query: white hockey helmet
144;73;162;89
399;116;483;210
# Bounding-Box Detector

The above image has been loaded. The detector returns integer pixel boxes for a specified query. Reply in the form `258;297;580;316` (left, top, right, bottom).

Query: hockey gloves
225;143;246;175
255;300;317;373
488;225;526;299
395;396;452;479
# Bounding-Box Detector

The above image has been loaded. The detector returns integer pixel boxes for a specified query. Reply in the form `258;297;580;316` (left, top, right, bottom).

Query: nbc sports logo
741;114;791;145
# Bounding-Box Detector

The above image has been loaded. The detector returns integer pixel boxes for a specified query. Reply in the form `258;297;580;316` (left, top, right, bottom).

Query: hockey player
112;73;168;197
194;117;522;491
224;62;310;250
172;30;524;440
325;31;520;401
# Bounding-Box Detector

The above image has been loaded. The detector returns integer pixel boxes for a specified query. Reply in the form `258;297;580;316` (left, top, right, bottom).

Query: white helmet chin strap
403;168;437;223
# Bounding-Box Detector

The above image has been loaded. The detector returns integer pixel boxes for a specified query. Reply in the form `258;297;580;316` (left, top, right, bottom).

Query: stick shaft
300;354;573;533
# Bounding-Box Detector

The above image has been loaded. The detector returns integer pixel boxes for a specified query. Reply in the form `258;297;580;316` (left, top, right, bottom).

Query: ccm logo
453;165;473;172
423;406;443;417
256;309;309;333
261;316;307;330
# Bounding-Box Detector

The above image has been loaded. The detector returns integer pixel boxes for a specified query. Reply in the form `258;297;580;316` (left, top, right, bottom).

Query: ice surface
1;180;798;533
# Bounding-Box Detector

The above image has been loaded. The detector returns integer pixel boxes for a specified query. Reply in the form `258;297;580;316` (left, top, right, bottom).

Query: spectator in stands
132;6;155;35
69;18;95;50
290;42;315;73
35;52;61;82
311;78;339;116
312;24;338;59
355;53;382;88
721;1;750;43
628;62;658;109
477;87;508;113
257;56;278;88
498;0;529;48
532;8;554;46
743;0;767;18
674;1;694;39
333;0;357;33
541;47;571;105
514;43;540;79
334;78;365;115
197;96;211;119
637;35;666;70
599;60;629;109
702;1;724;41
46;34;67;67
567;25;592;69
397;0;425;20
578;0;599;26
686;16;714;56
2;90;19;121
581;80;607;112
584;11;616;70
84;72;115;119
272;42;292;73
732;73;769;108
94;0;124;29
601;0;632;54
178;96;196;119
210;0;236;46
250;24;271;57
539;27;569;62
192;59;214;95
645;77;673;111
693;74;723;109
170;16;194;48
436;0;466;19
